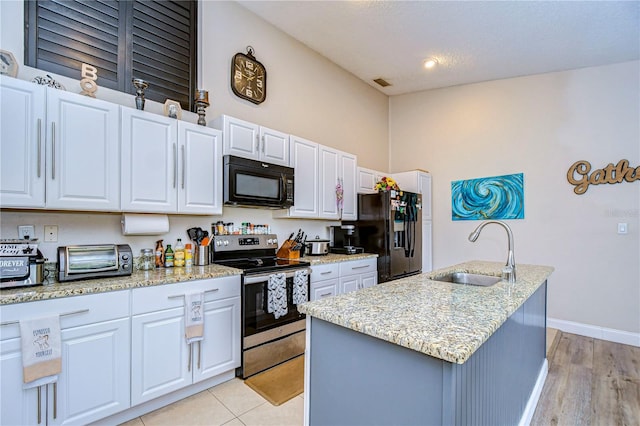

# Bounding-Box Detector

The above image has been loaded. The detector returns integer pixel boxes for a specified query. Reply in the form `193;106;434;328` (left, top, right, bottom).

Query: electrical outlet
18;225;35;240
44;225;58;242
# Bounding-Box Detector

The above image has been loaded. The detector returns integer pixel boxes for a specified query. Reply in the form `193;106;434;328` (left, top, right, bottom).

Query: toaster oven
57;244;133;282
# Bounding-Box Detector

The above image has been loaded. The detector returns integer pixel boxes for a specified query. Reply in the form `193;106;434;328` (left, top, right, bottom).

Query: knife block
276;239;300;260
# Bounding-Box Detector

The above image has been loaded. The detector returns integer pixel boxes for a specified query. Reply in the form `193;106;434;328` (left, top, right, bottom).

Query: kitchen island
299;260;554;426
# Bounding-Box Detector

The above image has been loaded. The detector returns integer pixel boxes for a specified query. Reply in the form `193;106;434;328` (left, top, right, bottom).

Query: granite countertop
298;260;554;364
0;254;375;305
0;264;243;305
304;252;378;265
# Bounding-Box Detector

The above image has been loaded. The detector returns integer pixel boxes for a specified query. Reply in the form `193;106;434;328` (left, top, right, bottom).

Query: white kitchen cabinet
319;146;339;219
392;170;433;272
318;146;357;220
339;152;357;220
212;115;289;166
0;77;46;208
0;291;130;426
309;263;340;301
287;135;319;218
357;167;386;194
0;78;120;211
310;258;377;300
130;276;240;405
45;89;120;210
339;258;378;294
121;108;222;214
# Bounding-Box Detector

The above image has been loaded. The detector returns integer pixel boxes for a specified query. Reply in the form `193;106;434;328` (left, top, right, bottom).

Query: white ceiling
238;1;640;96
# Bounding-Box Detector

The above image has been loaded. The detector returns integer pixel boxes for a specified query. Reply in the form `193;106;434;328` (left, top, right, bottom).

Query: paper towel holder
121;213;170;236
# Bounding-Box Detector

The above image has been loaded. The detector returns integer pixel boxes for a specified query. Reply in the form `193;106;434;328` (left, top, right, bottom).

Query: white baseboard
548;317;640;347
519;359;548;426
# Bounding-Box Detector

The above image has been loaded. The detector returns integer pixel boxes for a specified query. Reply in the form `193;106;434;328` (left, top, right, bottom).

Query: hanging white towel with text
267;273;288;319
19;315;62;389
293;269;309;305
185;291;204;344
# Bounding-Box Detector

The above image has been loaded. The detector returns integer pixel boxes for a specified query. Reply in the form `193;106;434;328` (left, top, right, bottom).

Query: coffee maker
330;224;364;255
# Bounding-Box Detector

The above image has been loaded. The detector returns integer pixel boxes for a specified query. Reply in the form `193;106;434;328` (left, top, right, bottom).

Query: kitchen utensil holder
194;246;209;266
276;240;300;260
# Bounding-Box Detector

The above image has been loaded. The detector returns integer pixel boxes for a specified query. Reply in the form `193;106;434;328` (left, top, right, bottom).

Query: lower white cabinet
310;258;377;301
0;291;130;426
130;276;240;405
339;258;377;294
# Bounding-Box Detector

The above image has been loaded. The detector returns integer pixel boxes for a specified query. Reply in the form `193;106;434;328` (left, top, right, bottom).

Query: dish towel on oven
267;272;288;319
19;315;62;389
185;291;204;344
293;269;308;305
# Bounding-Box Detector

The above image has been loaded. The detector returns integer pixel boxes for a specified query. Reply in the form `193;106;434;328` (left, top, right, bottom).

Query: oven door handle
243;268;311;285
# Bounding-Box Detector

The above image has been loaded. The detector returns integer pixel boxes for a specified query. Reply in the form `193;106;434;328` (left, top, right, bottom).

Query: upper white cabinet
357;167;386;194
0;78;119;211
121;108;222;215
339;151;357;220
46;89;120;211
0;78;46;208
275;137;357;220
212;115;289;166
287;135;319;218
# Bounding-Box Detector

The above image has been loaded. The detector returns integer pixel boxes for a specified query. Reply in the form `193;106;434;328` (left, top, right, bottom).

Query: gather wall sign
567;159;639;194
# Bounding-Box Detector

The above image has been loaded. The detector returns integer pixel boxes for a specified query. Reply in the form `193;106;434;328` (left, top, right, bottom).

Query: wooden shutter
25;0;197;110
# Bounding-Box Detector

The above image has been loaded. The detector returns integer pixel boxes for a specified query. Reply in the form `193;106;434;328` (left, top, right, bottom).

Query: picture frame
0;49;18;77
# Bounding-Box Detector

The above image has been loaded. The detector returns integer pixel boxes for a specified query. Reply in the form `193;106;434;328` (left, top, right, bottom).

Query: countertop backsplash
0;208;341;261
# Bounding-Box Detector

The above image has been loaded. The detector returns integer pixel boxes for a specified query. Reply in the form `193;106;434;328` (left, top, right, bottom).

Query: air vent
373;78;391;87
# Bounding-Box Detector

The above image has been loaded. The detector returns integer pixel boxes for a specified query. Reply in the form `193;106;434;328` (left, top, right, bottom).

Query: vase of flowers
374;176;400;192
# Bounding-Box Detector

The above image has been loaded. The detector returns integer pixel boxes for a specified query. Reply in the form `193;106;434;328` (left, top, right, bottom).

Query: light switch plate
618;223;628;234
18;225;35;240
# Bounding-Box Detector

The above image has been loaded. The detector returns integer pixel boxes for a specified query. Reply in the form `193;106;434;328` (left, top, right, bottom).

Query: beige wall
200;1;389;171
389;61;640;335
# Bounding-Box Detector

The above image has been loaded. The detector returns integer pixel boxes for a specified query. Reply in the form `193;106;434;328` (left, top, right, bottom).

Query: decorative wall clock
231;46;266;104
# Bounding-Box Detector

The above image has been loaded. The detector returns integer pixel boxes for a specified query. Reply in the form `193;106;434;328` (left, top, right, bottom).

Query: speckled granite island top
304;252;377;265
299;260;554;364
0;264;242;305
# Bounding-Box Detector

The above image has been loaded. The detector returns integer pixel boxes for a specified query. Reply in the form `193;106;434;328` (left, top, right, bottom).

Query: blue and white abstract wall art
451;173;524;221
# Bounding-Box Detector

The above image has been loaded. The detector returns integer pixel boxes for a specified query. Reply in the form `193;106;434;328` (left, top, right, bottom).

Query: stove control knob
223;240;229;246
216;240;222;247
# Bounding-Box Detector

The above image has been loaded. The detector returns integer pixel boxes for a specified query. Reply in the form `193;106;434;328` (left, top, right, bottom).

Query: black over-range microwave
223;155;294;209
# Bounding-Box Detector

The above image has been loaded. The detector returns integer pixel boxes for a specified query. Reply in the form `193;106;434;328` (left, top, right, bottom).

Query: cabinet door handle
261;135;265;153
173;143;178;188
37;386;42;424
320;292;332;297
320;271;332;275
53;382;57;419
181;145;185;189
188;343;192;372
197;340;201;370
255;134;260;152
351;265;369;270
51;122;56;180
37;119;42;178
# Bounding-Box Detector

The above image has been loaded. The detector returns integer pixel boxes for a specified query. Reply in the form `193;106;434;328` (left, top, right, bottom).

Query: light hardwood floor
532;331;640;426
121;329;638;425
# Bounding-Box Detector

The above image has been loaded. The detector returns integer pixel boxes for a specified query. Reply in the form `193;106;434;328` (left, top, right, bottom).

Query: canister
194;246;209;266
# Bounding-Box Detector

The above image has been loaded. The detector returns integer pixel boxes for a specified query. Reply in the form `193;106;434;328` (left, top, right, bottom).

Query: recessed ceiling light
423;58;438;69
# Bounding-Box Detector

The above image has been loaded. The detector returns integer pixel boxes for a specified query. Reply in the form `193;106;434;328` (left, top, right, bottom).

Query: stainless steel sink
431;272;501;287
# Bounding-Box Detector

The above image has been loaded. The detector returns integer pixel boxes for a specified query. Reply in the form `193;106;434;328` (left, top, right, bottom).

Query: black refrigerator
348;191;422;283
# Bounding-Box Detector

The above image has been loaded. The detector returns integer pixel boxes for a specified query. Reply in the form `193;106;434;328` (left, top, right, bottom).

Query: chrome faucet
468;220;517;283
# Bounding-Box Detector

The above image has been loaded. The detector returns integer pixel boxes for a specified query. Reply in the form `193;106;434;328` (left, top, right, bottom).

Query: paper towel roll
121;214;169;235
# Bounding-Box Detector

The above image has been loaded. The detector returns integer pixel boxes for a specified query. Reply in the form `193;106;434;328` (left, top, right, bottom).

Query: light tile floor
120;378;303;426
